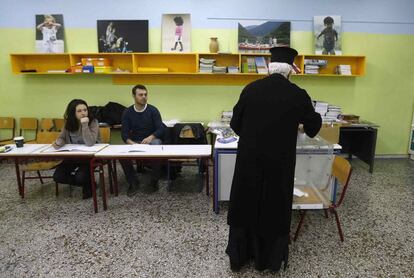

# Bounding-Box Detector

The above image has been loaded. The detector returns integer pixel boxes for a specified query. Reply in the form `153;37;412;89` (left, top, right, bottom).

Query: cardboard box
81;58;112;67
94;66;113;73
318;123;340;144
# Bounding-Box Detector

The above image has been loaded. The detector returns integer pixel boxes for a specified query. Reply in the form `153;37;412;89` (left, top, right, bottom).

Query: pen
162;146;164;150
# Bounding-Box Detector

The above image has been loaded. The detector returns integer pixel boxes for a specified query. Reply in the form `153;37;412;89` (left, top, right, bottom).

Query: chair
19;117;38;143
0;117;15;144
39;118;55;131
20;131;62;198
168;123;210;193
53;118;65;131
293;155;353;242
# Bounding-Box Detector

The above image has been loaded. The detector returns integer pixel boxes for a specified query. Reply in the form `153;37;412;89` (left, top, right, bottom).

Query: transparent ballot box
293;134;334;210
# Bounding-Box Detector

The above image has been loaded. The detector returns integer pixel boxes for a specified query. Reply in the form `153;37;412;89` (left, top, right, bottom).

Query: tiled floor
0;159;413;277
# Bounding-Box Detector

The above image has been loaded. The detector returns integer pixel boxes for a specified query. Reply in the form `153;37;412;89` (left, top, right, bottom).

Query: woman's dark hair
173;16;184;26
64;99;95;132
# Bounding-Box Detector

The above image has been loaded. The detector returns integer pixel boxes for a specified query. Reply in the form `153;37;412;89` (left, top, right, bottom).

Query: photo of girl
161;14;191;53
35;14;65;53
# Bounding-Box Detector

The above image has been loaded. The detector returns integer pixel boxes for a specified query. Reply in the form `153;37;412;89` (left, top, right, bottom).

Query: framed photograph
97;20;148;53
314;15;342;55
35;14;65;53
162;14;191;53
238;20;291;53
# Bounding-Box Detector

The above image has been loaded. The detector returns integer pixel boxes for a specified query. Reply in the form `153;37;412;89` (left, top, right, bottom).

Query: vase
209;37;219;53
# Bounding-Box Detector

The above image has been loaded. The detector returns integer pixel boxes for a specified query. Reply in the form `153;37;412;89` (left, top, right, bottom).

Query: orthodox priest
226;47;322;272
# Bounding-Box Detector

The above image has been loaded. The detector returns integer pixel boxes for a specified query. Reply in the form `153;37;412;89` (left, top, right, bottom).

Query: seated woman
53;99;100;199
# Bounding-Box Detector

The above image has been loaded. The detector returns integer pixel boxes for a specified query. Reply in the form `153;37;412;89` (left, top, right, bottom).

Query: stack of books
213;66;227;73
314;101;329;116
324;105;342;122
199;58;215;73
221;111;233;123
227;66;239;73
313;101;343;122
336;64;352;75
304;59;328;74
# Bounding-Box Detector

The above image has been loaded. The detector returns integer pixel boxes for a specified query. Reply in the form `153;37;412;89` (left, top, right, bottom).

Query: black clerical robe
226;73;322;271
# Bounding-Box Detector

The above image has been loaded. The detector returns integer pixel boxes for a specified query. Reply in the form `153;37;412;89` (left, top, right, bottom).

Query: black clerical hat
270;47;298;65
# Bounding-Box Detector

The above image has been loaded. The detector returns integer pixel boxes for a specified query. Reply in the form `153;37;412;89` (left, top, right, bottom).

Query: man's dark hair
323;16;334;25
132;84;147;95
64;99;95;132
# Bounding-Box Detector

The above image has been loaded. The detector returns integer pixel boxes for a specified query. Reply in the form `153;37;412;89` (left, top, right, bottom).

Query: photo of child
162;14;191;53
35;14;65;53
171;16;184;51
314;15;342;55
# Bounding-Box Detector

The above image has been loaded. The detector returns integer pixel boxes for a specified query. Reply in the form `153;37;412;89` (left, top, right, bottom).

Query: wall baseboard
375;154;409;159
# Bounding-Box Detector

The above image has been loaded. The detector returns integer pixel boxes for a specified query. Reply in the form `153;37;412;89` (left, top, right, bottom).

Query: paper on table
116;144;151;153
294;187;309;198
42;144;104;153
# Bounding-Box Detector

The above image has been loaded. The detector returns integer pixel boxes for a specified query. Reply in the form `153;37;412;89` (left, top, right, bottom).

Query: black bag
89;106;104;122
172;123;207;145
100;102;126;125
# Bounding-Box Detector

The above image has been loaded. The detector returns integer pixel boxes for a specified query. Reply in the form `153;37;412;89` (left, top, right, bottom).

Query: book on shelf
227;66;239;73
304;59;328;67
336;64;352;75
137;67;168;73
292;63;301;74
255;56;268;74
246;57;257;73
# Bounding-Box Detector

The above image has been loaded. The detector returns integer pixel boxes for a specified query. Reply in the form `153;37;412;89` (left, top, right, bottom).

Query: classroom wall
1;0;413;154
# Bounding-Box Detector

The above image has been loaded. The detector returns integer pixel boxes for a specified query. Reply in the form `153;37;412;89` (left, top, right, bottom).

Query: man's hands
127;135;156;145
141;135;155;144
298;124;305;133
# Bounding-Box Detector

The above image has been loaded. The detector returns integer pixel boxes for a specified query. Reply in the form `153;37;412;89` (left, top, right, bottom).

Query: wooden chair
19;117;38;143
39;118;55;132
0;117;15;144
294;155;353;242
53;118;65;131
20;131;62;198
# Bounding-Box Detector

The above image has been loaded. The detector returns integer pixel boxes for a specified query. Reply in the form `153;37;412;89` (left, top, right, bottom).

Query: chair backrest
53;118;65;131
172;123;207;145
19;117;38;141
0;117;15;141
40;118;55;132
36;131;61;144
99;127;111;143
331;155;352;207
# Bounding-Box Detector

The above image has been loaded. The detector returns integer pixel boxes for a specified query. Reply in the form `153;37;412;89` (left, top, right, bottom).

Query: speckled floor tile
0;159;413;277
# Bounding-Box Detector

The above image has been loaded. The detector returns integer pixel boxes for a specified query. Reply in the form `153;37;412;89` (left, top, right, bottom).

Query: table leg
99;164;107;211
113;160;118;196
14;158;23;198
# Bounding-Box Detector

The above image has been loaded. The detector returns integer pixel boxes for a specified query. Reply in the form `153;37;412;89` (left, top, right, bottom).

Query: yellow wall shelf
10;53;366;85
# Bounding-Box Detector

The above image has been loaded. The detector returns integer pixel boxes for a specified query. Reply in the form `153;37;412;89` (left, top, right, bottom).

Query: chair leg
294;210;307;241
55;183;59;196
324;209;329;218
37;171;44;184
331;208;344;242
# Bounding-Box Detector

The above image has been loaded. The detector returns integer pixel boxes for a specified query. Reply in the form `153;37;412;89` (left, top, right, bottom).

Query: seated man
120;84;165;196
